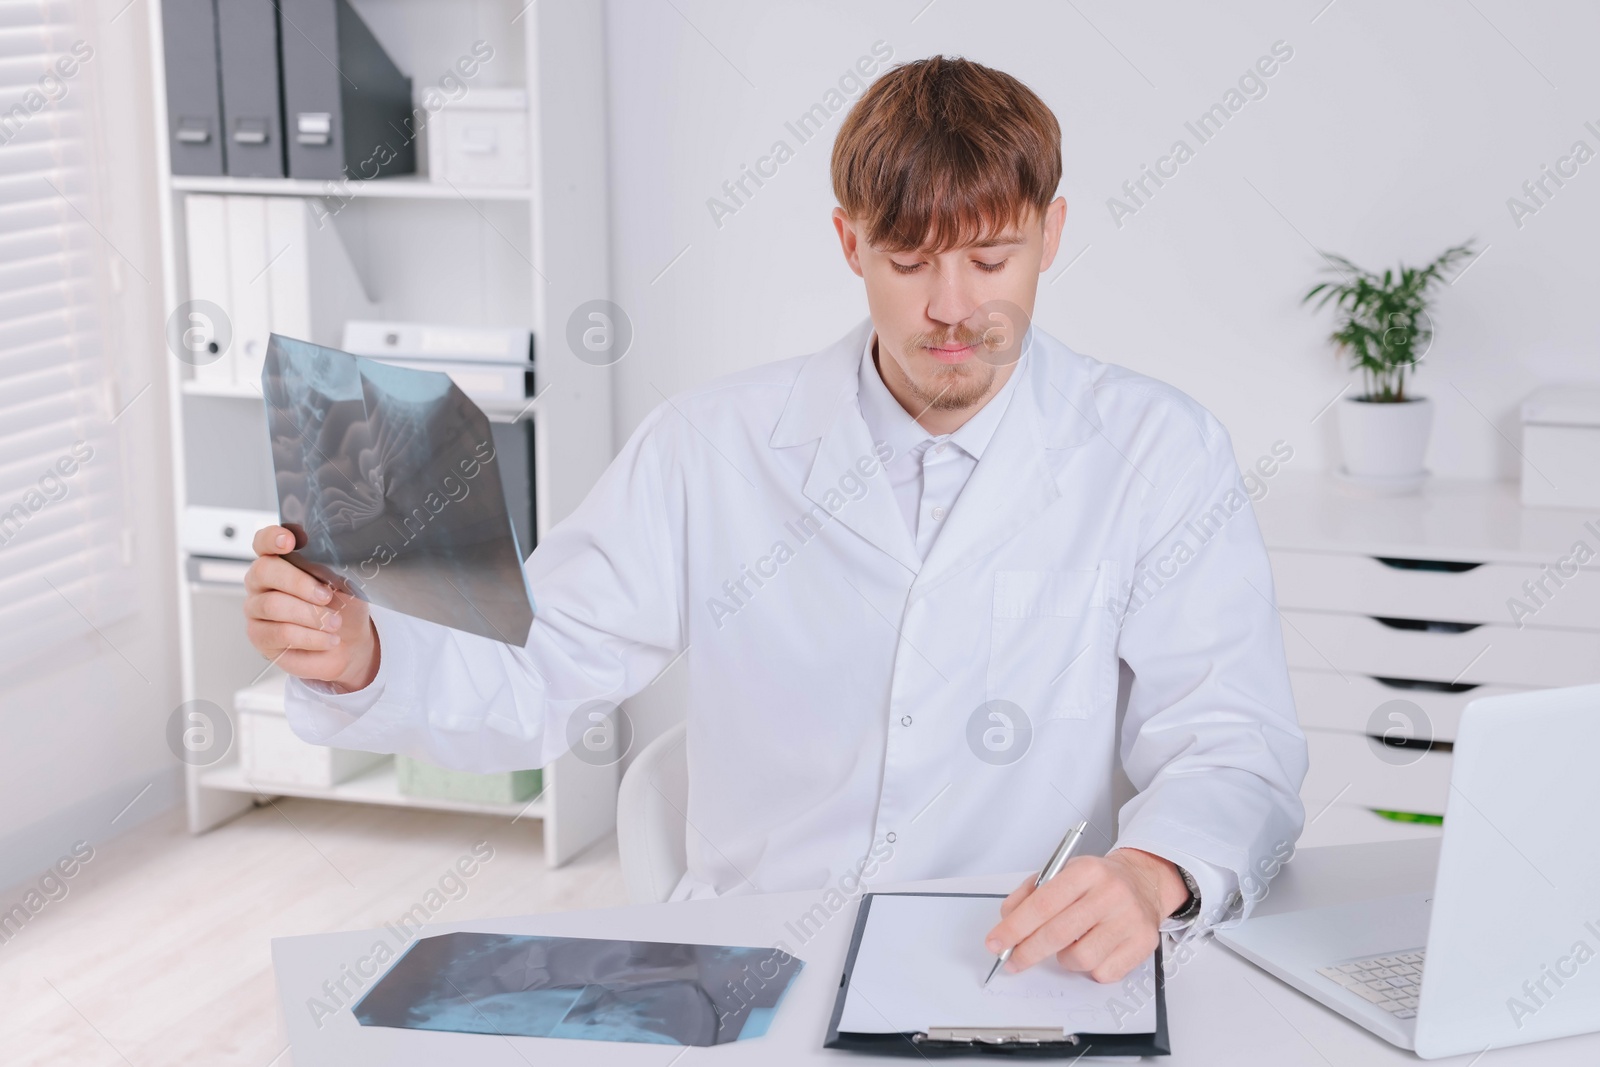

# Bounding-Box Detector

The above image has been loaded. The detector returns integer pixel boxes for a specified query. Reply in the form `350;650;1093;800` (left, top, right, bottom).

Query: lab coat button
900;715;912;726
931;506;947;521
885;831;897;843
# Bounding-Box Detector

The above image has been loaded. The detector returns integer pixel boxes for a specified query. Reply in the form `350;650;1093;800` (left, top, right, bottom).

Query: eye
890;260;924;275
976;259;1007;273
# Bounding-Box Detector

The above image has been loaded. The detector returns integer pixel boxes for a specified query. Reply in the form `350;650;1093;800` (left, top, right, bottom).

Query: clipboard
824;892;1170;1057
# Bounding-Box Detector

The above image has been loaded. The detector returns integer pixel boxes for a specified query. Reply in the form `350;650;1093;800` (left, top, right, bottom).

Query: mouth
924;342;979;365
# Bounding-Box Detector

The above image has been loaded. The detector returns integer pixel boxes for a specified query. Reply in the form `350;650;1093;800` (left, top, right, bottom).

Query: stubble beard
904;360;998;411
896;325;1002;411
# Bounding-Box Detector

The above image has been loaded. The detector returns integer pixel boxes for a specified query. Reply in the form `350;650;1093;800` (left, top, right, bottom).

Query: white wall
604;0;1599;471
603;0;1600;745
0;1;182;893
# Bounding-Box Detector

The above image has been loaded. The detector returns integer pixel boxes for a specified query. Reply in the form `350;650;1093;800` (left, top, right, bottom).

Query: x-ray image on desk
262;334;535;645
353;931;804;1046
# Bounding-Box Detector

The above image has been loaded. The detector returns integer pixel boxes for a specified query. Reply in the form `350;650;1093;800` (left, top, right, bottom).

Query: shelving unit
198;761;547;820
169;174;535;201
149;0;618;866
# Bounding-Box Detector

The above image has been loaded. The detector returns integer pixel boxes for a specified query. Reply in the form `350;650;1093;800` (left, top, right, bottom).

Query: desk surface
274;839;1598;1064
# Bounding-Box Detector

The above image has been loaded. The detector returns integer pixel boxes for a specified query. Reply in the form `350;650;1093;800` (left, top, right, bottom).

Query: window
0;0;134;670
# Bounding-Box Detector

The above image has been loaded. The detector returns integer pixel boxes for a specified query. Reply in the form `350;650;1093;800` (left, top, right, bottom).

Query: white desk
273;839;1600;1064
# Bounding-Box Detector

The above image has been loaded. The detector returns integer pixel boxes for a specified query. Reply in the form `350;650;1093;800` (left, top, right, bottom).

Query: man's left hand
983;848;1191;984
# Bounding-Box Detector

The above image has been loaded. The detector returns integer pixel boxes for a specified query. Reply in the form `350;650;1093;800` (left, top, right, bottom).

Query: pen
983;820;1089;986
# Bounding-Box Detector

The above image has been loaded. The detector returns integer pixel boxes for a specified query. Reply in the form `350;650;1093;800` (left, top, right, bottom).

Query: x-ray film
353;931;803;1046
262;334;534;645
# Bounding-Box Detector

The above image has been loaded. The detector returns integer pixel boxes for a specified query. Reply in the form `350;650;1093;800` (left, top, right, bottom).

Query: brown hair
831;55;1061;253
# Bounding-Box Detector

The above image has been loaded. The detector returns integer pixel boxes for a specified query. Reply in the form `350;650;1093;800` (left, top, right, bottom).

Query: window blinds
0;0;134;670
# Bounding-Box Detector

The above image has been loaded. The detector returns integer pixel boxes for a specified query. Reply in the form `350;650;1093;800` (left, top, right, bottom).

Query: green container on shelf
395;757;542;805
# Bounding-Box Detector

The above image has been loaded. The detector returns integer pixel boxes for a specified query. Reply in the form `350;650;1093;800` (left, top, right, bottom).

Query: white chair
616;720;689;904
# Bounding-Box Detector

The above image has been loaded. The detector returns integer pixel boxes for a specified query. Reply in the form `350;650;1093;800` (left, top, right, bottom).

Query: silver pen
983;820;1090;986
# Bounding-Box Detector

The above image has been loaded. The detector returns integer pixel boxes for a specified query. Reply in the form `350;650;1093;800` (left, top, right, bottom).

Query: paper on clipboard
836;893;1158;1036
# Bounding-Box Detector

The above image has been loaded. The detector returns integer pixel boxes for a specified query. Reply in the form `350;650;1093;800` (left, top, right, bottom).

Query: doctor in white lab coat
246;55;1306;985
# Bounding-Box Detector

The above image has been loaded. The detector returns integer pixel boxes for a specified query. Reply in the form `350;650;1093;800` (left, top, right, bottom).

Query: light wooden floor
0;797;628;1066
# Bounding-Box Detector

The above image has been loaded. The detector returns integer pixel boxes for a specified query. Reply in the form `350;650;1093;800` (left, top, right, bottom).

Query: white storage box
425;89;529;188
1521;384;1600;508
234;672;387;788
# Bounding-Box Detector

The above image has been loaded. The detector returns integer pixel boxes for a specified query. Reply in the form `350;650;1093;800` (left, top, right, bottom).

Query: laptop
1216;684;1600;1060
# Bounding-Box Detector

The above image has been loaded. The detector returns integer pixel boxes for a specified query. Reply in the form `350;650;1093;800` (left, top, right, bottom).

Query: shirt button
935;443;947;454
931;506;947;521
901;715;912;726
885;831;897;843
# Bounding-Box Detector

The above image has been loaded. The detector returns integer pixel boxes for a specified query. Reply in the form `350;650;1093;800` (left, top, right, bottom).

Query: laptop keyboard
1316;950;1426;1019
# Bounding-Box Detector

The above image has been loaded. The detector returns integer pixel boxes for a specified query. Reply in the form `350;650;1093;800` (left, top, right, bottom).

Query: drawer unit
1289;669;1526;742
1279;611;1600;689
1271;549;1600;628
1300;728;1453;817
1259;475;1600;842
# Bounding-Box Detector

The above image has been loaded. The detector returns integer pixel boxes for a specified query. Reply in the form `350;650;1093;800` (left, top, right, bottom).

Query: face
833;197;1067;417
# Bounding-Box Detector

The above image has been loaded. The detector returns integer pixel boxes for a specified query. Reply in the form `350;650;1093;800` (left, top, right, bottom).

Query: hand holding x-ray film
261;333;535;645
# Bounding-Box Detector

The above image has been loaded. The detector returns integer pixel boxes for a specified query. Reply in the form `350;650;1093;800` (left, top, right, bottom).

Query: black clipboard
824;892;1170;1058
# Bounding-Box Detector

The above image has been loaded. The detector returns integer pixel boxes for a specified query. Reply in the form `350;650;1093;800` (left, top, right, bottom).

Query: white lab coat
286;317;1307;926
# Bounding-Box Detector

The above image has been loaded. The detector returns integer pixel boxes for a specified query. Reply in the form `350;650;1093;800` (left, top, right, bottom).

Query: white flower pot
1337;396;1433;490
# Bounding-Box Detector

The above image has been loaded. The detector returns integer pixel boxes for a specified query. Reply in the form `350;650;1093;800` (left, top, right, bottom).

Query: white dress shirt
856;332;1025;561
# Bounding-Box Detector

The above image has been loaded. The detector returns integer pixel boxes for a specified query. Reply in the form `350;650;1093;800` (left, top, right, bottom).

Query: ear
1036;197;1068;273
832;207;865;278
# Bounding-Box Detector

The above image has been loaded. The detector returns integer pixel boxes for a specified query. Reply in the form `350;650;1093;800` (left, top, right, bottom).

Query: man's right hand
244;525;379;692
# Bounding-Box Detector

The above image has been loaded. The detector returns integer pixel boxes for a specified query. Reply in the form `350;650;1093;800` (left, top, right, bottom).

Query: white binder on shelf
342;320;535;412
182;194;235;389
225;195;272;385
181;193;376;393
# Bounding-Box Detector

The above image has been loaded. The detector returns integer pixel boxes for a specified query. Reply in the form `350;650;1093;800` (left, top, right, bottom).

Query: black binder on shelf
824;893;1170;1058
216;0;286;177
279;0;415;181
161;0;226;175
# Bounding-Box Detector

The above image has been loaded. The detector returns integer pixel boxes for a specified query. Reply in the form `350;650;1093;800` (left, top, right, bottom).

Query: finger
246;555;334;607
246;589;343;632
1054;915;1124;974
1006;892;1108;973
273;647;354;679
248;617;342;654
986;859;1096;953
252;524;296;557
997;876;1036;919
327;586;368;618
1087;934;1158;985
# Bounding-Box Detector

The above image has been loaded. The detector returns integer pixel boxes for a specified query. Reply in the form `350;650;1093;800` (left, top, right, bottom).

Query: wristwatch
1167;864;1202;923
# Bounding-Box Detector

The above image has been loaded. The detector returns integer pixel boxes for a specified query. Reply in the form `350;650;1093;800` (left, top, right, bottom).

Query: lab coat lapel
803;398;922;574
913;338;1102;593
771;319;921;574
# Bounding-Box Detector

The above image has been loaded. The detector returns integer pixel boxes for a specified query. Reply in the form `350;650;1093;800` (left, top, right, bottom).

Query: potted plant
1303;241;1476;491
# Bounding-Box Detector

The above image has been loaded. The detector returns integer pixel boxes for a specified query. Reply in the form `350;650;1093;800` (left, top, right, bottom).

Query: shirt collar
856;328;1032;461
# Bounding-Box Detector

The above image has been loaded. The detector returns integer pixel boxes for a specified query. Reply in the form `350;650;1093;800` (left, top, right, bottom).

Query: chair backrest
616;720;688;904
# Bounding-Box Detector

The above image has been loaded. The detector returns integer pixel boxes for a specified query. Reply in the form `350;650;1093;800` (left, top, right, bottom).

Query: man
245;56;1307;984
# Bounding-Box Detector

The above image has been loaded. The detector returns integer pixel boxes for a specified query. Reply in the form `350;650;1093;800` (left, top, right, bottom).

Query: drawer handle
1372;676;1480;694
1372;616;1481;634
1374;557;1484;573
1369;734;1454;755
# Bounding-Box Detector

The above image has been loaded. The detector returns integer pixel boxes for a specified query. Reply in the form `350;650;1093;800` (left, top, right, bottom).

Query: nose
924;257;981;335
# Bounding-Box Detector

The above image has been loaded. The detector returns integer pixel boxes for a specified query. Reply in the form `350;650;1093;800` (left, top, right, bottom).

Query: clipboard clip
915;1027;1079;1046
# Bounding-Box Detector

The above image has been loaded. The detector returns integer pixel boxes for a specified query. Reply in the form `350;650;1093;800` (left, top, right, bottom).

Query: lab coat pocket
987;567;1110;722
